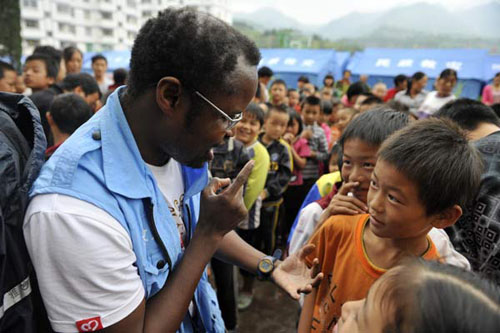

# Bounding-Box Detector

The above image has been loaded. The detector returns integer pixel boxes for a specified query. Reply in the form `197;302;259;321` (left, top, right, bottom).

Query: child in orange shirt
298;118;483;332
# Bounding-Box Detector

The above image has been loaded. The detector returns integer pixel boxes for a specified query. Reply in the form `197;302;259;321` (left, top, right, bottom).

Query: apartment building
20;0;232;54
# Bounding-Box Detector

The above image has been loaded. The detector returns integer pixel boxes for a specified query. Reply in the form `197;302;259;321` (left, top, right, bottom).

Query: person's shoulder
321;214;364;234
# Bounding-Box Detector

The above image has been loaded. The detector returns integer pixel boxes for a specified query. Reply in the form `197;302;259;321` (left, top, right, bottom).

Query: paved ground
238;279;300;333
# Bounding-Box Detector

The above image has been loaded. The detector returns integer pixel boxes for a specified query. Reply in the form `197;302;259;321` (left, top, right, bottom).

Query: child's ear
431;205;462;229
47;77;55;86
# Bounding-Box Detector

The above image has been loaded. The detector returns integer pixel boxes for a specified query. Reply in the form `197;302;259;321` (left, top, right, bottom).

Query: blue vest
30;87;225;332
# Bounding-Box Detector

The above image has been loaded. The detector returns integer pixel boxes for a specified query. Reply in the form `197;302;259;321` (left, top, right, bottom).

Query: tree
0;0;22;71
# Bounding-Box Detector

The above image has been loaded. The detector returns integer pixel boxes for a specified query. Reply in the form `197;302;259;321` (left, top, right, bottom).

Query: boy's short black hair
245;102;265;126
435;98;500;131
347;81;370;100
491;103;500;119
25;54;59;79
360;95;383;106
127;7;260;99
60;73;100;96
33;45;62;64
287;88;297;94
113;68;128;85
322;100;333;115
394;74;408;86
303;95;321;107
298;75;309;83
91;54;107;64
270;79;286;89
0;60;15;79
385;100;410;113
258;66;273;78
265;104;290;119
49;93;93;134
339;108;410;149
378;118;482;216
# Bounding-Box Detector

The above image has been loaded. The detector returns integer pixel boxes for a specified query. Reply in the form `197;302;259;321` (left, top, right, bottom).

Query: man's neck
363;221;431;269
469;123;500;141
52;130;70;147
121;91;170;166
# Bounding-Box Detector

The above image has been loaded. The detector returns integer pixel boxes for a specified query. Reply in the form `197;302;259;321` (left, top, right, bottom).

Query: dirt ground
238;279;300;333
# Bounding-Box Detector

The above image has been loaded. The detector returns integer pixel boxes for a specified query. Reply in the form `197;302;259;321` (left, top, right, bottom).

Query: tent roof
348;48;488;80
259;48;336;74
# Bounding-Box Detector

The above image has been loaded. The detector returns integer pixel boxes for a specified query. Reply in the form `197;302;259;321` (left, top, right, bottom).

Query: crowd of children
2;43;500;331
208;68;500;331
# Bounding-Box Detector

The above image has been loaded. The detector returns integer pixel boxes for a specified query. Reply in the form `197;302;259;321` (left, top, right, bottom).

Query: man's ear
431;205;463;229
156;77;182;115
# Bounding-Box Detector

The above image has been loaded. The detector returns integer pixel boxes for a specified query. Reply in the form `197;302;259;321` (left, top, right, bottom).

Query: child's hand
301;129;313;140
283;132;295;144
319;182;368;222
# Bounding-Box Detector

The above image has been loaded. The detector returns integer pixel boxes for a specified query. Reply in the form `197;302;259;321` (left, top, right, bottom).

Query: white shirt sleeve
429;227;471;270
23;194;145;332
289;203;324;255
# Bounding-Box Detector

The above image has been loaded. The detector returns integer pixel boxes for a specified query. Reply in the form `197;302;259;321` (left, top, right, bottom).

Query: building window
126;15;137;24
127;0;136;8
22;0;37;8
101;11;112;20
142;10;152;17
56;4;74;16
26;39;40;47
102;28;113;37
143;0;152;4
85;27;92;35
84;10;90;19
58;23;76;34
25;19;39;28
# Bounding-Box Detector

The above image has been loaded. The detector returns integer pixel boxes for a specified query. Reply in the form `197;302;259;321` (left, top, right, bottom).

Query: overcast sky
230;0;495;25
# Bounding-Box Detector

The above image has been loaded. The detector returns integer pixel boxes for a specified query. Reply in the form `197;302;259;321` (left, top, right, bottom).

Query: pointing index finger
338;182;360;195
225;160;254;196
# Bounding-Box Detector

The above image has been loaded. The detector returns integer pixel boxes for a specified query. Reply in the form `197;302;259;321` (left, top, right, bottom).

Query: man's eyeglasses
195;91;243;130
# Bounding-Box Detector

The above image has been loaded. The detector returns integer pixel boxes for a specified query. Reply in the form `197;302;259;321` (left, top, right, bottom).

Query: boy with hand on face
301;96;328;188
258;105;292;254
298;117;482;332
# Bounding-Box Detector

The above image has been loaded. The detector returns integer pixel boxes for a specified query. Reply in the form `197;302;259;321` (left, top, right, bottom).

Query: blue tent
82;50;131;73
484;55;500;83
259;49;338;89
346;48;489;98
334;51;351;82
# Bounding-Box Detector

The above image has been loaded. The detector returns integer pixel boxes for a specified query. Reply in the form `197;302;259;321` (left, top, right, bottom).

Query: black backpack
0;92;49;332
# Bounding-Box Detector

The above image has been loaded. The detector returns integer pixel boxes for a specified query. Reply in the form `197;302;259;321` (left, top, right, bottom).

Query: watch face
259;258;274;274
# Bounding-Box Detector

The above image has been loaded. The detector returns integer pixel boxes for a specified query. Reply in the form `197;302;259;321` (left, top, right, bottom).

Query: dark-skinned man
23;7;322;333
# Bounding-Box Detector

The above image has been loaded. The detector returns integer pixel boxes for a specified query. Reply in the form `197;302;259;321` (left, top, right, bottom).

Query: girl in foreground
337;260;500;333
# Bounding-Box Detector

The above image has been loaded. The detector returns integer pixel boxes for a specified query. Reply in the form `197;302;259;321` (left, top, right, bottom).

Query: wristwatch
257;249;282;280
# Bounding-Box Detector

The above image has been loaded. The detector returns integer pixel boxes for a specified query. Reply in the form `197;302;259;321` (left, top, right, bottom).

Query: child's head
23;54;58;91
263;105;290;141
407;71;428;94
336;107;358;133
370;118;482;240
270;79;287;105
338;260;500;333
258;66;273;85
358;95;383;113
339;109;410;202
0;60;17;93
34;45;65;82
47;93;93;136
321;99;333;124
372;82;387;100
347;81;370;105
320;87;333;101
297;75;309;89
435;98;500;133
63;46;83;74
301;95;322;126
287;88;300;107
234;102;264;146
436;68;457;97
393;74;408;91
286;110;303;137
323;74;334;88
